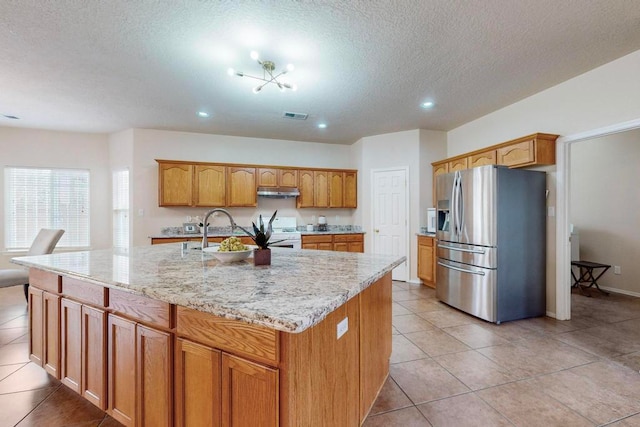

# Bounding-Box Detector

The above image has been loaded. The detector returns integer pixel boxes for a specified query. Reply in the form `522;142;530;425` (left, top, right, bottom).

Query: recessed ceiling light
318;123;327;129
2;114;19;120
421;101;434;109
197;111;210;118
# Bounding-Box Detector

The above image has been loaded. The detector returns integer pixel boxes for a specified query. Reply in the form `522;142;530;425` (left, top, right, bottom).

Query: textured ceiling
2;1;640;144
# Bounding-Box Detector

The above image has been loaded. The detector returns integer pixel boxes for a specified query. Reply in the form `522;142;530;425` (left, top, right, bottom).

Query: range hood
257;186;301;198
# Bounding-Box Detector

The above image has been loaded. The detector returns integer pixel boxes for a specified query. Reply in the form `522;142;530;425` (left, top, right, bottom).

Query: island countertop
13;244;404;334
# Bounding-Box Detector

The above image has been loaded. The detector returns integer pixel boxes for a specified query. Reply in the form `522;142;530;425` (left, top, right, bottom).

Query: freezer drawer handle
438;244;486;255
438;261;486;276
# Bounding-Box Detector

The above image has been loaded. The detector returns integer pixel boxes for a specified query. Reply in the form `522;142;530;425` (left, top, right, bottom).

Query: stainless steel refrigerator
435;165;546;323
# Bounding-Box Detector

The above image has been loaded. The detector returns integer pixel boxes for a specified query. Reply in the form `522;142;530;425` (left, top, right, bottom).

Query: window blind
4;167;90;250
112;169;130;249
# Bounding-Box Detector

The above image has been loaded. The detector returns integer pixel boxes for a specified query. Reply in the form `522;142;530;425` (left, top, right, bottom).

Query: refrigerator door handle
438;244;486;254
450;172;458;235
457;172;464;235
438;261;486;276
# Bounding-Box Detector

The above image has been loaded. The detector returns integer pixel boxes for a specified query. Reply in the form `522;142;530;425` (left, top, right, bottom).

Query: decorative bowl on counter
202;246;256;263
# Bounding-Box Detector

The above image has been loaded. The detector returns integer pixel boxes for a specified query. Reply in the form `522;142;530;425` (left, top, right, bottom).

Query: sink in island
13;244;404;427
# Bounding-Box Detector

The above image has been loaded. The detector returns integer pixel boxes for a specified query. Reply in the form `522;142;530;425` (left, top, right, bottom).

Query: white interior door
372;168;408;281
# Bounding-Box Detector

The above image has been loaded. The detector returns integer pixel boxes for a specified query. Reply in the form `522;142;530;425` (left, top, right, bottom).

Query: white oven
257;215;301;249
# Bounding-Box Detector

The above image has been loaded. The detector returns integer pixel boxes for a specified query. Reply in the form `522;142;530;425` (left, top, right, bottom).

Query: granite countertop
13;245;403;334
150;230;366;239
417;232;436;237
300;230;365;235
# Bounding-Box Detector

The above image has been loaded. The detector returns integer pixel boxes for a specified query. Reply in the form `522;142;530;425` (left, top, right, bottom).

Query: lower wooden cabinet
222;353;278;427
107;315;172;427
175;338;278;427
417;235;436;287
28;286;60;378
28;286;44;367
302;233;364;253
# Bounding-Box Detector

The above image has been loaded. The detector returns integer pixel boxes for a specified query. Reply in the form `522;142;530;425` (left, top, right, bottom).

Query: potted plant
236;210;282;266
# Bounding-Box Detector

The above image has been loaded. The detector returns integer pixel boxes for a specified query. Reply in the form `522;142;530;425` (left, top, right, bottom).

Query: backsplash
160;224;363;236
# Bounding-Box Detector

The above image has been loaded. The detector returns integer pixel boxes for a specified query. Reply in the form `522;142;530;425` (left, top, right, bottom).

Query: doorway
556;118;640;320
371;168;409;281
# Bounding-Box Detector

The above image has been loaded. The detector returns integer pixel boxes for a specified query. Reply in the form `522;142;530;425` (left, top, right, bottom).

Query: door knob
375;229;379;233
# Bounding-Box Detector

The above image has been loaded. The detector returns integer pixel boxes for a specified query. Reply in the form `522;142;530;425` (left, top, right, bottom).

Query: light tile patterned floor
1;282;640;426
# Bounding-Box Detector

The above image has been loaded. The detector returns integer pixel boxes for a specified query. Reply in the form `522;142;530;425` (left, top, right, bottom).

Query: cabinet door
158;163;193;206
314;171;329;208
433;163;449;206
28;287;44;366
468;150;496;168
301;243;318;250
497;139;535;167
175;338;221;427
278;169;298;187
417;237;435;286
227;167;257;207
194;164;226;207
82;305;107;410
43;291;60;378
61;298;82;393
333;242;349;252
137;325;172;427
108;314;137;427
348;241;364;253
257;168;278;187
448;158;468;172
329;171;344;208
222;353;278;427
318;242;334;251
344;171;357;208
297;170;314;208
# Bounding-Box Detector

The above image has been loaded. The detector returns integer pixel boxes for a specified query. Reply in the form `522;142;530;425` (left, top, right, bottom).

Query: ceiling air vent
282;111;308;120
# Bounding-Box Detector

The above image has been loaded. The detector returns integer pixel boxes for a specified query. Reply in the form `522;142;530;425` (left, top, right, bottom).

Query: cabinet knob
374;229;379;233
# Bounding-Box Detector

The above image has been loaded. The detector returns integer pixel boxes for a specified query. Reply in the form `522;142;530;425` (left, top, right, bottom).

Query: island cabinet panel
158;162;193;206
227;167;257;207
62;276;108;307
81;305;107;409
108;315;137;427
222;353;279;427
60;298;82;393
28;286;44;366
176;306;279;366
417;235;435;287
30;268;62;293
296;170;315;208
137;325;173;427
109;288;171;329
194;164;226;207
174;338;222;427
279;296;360;427
43;291;61;378
359;273;392;420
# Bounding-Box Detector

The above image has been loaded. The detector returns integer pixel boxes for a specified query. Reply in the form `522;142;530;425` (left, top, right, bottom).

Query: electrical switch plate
614;266;621;275
337;317;348;339
548;206;555;217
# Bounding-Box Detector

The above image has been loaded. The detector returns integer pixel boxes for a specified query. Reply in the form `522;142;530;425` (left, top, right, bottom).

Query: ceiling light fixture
318;123;327;129
197;111;210;118
421;101;434;109
228;51;297;93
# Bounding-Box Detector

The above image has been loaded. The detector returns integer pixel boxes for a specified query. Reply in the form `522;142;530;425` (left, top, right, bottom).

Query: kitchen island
13;244;404;427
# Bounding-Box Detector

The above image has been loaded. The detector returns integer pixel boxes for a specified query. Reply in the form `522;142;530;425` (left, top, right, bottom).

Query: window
4;167;90;250
112;169;130;250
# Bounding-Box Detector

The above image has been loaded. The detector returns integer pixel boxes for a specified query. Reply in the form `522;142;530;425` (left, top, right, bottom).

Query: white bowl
203;246;255;263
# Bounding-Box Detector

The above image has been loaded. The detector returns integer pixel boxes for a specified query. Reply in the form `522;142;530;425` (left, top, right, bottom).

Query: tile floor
0;282;639;426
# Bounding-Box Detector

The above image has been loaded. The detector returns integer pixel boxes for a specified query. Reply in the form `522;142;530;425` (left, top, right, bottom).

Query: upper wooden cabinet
448;158;468;172
158;160;356;209
227;167;257;207
158;162;193;206
468;150;496;168
194;165;226;207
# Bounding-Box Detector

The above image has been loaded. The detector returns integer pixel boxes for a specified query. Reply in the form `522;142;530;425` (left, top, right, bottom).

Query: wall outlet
337;317;348;339
547;206;555;217
614;266;621;275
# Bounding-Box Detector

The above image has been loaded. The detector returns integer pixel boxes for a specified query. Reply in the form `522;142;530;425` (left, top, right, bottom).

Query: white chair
0;229;65;301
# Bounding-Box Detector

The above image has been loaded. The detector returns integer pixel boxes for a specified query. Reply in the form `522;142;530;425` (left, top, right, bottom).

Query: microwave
426;208;436;233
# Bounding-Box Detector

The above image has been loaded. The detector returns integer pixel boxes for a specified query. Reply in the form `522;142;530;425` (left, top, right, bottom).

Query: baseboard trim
406;279;422;285
599;286;640;298
546;311;557;319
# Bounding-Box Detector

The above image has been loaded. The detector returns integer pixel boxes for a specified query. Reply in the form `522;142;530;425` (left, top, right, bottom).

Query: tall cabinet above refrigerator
436;165;546;323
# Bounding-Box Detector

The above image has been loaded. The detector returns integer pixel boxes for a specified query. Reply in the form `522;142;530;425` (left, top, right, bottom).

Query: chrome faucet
201;209;237;249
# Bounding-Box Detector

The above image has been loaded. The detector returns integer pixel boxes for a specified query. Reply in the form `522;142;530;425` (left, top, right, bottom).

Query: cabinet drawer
109;288;171;329
333;234;363;243
177;306;279;366
29;269;61;293
417;236;434;247
302;235;333;244
62;277;108;307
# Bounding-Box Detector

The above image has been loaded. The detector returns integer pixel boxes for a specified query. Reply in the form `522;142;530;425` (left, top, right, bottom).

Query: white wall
445;48;640;315
571;129;640;296
129;129;358;246
0;127;111;268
